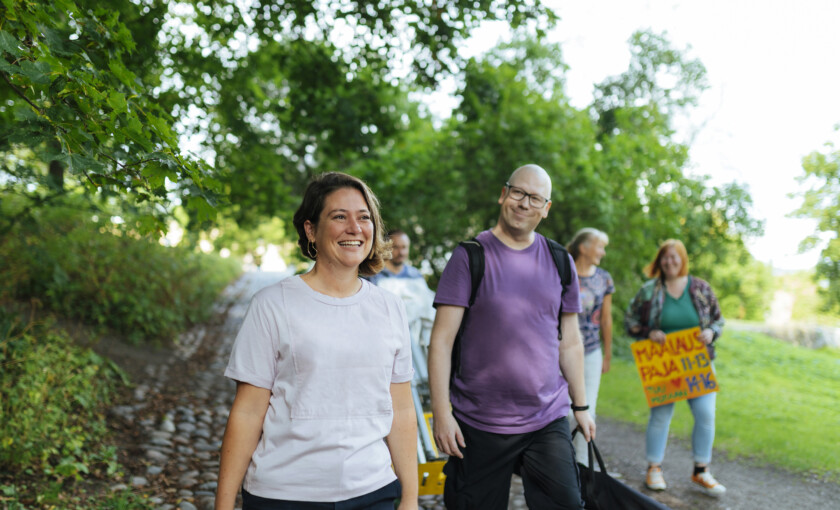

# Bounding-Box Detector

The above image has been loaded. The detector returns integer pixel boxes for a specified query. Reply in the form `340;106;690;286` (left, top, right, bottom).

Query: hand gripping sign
631;327;719;407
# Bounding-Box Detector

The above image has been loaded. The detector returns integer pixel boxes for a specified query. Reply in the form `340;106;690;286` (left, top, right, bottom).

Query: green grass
600;331;840;480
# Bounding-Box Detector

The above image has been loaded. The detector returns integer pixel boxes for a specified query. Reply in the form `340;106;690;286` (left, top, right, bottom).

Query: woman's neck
301;262;361;297
575;258;596;277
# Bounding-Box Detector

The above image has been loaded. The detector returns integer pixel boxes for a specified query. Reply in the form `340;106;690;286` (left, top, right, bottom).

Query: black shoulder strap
546;238;572;340
461;239;485;307
451;238;484;379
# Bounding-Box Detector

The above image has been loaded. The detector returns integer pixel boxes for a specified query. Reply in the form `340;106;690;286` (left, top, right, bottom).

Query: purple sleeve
433;245;471;308
561;252;583;314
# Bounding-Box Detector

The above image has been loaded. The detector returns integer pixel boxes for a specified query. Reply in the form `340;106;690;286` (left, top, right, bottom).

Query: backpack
451;236;573;378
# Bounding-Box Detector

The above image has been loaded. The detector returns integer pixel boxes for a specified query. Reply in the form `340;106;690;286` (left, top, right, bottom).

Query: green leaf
108;59;137;88
0;30;21;57
107;91;127;114
0;59;16;74
187;195;217;222
18;60;51;84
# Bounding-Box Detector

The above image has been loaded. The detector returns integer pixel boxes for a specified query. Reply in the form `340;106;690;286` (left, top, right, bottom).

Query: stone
177;501;197;510
178;422;197;434
151;437;173;447
160;417;177;433
146;449;168;462
193;427;211;439
130;476;148;488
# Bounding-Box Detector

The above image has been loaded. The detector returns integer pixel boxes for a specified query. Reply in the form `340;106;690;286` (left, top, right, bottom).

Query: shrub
0;319;125;481
0;197;241;343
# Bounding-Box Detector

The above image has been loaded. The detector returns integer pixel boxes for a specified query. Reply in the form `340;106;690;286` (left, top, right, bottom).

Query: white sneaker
646;466;666;491
692;470;726;495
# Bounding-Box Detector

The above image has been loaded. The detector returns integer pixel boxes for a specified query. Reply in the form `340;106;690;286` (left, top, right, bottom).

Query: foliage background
3;0;838;506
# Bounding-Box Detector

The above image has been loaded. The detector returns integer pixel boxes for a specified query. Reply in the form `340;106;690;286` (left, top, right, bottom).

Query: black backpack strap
452;238;484;378
546;238;572;340
462;239;485;307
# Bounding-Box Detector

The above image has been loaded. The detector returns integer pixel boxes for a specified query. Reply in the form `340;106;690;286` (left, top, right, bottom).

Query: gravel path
110;271;840;509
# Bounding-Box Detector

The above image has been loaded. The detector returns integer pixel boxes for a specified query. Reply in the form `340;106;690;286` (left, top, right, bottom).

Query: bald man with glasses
429;164;594;510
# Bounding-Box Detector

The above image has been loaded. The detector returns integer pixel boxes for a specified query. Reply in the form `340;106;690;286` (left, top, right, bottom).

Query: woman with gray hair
566;228;614;467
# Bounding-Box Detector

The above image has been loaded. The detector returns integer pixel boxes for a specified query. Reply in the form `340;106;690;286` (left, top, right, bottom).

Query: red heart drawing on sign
671;378;682;388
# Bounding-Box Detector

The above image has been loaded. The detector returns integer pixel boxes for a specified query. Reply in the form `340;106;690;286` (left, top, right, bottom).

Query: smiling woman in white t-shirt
215;172;418;510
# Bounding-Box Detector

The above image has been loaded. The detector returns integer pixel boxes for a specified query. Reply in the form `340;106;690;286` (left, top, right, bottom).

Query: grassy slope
599;330;840;480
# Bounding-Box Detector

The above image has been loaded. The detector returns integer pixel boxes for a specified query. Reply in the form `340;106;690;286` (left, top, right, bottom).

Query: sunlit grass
599;330;840;481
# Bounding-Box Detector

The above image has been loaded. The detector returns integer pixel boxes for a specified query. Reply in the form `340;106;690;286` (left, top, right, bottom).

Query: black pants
443;416;584;510
242;479;400;510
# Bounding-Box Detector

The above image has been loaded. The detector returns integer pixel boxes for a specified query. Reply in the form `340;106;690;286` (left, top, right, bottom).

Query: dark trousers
242;479;400;510
443;416;584;510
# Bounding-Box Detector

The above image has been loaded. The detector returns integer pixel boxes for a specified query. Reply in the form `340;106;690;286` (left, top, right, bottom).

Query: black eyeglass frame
504;182;551;208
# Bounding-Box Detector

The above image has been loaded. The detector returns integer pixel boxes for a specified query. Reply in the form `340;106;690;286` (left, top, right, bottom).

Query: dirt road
591;416;839;509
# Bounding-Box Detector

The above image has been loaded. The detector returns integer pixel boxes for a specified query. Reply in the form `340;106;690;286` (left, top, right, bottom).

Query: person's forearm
215;410;265;510
387;408;419;506
559;341;587;405
428;306;462;416
558;314;587;406
601;316;613;354
428;339;453;416
216;384;270;510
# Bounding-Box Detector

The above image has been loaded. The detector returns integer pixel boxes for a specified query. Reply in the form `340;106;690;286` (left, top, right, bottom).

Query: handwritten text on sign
631;327;718;407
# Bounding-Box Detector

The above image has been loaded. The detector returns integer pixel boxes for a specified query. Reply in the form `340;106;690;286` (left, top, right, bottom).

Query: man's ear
498;186;508;205
541;201;552;218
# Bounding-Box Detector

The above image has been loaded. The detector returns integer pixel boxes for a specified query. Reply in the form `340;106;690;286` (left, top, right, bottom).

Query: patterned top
624;276;725;359
578;267;615;354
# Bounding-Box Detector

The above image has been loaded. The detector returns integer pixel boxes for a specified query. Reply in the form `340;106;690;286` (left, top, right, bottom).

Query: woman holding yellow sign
625;239;726;496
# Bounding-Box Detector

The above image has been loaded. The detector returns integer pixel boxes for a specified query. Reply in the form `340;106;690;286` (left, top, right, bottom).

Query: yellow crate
418;459;446;496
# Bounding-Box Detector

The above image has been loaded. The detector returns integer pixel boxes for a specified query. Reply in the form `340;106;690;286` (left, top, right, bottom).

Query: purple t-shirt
434;230;582;434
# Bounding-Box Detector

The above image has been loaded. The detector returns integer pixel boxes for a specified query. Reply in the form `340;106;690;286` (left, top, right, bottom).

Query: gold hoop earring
307;241;317;259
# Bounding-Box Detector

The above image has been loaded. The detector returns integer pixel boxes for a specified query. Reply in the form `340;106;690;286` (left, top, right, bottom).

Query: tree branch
0;71;45;115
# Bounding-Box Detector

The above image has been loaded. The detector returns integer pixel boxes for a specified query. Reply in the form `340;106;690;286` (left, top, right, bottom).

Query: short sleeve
433;245;472;308
224;291;280;390
561;251;583;314
391;297;414;383
604;269;616;296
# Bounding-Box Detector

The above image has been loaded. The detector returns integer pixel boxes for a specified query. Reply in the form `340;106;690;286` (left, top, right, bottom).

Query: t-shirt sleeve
224;291;279;390
561;251;583;314
605;269;616;295
433;245;471;308
391;297;414;384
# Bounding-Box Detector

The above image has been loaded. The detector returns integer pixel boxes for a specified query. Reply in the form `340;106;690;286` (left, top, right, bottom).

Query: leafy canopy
793;130;840;312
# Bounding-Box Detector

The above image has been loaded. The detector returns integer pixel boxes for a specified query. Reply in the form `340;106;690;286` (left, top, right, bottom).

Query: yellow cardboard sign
631;327;718;407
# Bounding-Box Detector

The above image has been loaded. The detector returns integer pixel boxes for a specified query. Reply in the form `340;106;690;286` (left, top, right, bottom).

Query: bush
0;319;124;482
0;198;241;343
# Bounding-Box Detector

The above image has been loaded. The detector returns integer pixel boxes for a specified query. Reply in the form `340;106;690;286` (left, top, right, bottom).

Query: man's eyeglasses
505;182;550;208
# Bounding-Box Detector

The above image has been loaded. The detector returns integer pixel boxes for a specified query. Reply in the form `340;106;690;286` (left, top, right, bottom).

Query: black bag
577;434;672;510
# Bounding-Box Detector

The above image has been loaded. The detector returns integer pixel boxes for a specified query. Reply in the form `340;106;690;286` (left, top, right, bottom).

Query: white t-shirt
225;275;414;502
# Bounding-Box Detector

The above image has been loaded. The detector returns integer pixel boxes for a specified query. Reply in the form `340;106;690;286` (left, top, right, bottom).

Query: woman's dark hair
292;172;390;276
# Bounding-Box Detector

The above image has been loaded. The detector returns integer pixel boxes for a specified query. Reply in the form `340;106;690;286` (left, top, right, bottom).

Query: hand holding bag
576;432;673;510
